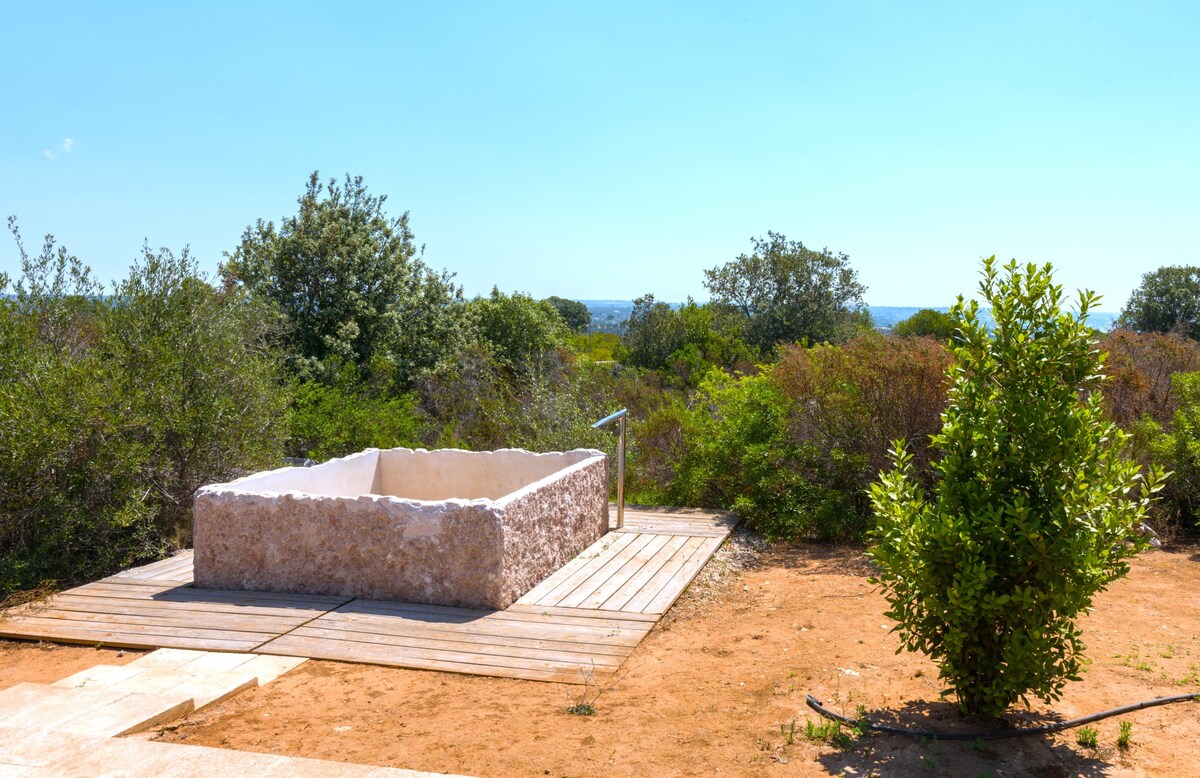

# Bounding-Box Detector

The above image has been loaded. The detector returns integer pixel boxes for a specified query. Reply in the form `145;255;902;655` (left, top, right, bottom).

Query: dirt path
4;537;1198;777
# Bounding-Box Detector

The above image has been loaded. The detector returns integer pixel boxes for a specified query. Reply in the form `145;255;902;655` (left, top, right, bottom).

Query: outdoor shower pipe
592;409;627;529
805;692;1200;741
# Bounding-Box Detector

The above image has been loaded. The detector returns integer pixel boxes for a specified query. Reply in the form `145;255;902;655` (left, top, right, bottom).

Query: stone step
56;693;194;738
0;683;193;739
0;684;132;731
54;652;306;695
46;735;473;777
0;723;106;769
53;664;146;690
109;669;257;711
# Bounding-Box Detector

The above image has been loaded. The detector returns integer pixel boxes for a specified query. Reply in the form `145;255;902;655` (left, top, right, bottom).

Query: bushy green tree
673;371;856;540
222;172;468;385
0;221;287;594
544;296;591;333
893;308;956;340
704;232;868;353
1118;265;1200;340
619;296;752;384
869;258;1164;718
470;288;571;367
620;294;685;370
106;244;289;542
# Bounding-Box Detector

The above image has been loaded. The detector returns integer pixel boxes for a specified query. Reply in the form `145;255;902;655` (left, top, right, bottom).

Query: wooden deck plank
256;636;600;684
621;535;708;613
527;533;639;606
641;535;725;614
577;533;672;610
7;608;298;634
309;613;636;655
504;603;659;623
551;533;657;609
285;625;628;668
595;535;690;612
345;600;653;631
314;611;649;648
258;633;617;683
33;593;341;620
0;618;273;650
515;531;629;605
108;551;196;582
21;598;313;626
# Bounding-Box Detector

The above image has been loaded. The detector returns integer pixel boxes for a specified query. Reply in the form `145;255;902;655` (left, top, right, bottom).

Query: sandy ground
3;535;1198;777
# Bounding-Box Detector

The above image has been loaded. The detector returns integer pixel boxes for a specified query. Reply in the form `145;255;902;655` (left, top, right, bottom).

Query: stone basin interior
229;447;599;502
193;447;610;610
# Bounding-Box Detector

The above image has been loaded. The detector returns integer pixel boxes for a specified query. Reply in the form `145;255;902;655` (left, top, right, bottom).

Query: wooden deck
0;509;735;684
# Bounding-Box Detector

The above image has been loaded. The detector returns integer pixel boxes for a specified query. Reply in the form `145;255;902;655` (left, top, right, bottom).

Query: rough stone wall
193;491;506;608
495;456;610;607
192;448;610;610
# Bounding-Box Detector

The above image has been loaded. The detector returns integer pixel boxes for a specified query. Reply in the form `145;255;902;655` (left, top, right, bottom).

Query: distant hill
580;301;1119;335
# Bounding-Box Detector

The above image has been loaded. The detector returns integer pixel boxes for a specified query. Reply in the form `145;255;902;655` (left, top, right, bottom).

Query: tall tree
1118;265;1200;340
222;172;468;384
704;232;868;353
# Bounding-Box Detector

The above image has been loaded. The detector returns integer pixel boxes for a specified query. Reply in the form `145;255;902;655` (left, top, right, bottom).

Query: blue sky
2;1;1197;308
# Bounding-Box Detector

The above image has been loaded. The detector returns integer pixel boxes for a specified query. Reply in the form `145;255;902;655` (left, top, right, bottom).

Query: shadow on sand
811;698;1116;777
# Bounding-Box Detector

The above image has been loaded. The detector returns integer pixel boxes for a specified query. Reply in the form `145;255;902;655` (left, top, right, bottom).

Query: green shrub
1100;330;1200;428
0;224;288;595
670;370;857;540
1133;371;1200;531
287;364;424;461
869;258;1164;717
893;308;956;340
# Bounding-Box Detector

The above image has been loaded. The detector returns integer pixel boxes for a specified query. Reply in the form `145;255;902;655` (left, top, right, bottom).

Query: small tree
1118;265;1200;340
544;296;591;333
893;308;956;340
470;288;571;367
619;294;685;370
704;232;868;353
869;258;1164;718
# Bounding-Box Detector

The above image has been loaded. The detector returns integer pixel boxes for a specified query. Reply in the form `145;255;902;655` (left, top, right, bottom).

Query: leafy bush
672;371;855;539
0;225;287;595
1132;371;1200;531
869;258;1164;717
664;332;952;540
773;332;952;498
1100;330;1200;428
287;363;424;461
469;288;571;367
893;308;956;340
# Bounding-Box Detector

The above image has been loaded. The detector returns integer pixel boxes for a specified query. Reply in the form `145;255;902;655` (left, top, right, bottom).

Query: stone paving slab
0;684;135;731
56;692;194;738
53;664;146;690
0;724;105;768
109;668;257;710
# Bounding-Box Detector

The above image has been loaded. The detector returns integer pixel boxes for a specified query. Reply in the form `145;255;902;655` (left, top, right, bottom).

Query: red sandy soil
4;537;1198;777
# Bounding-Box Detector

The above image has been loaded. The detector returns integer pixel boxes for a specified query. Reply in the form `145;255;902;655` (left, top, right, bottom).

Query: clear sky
2;1;1197;309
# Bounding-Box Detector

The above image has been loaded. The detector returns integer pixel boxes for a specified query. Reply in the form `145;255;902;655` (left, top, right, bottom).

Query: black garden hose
805;692;1200;741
